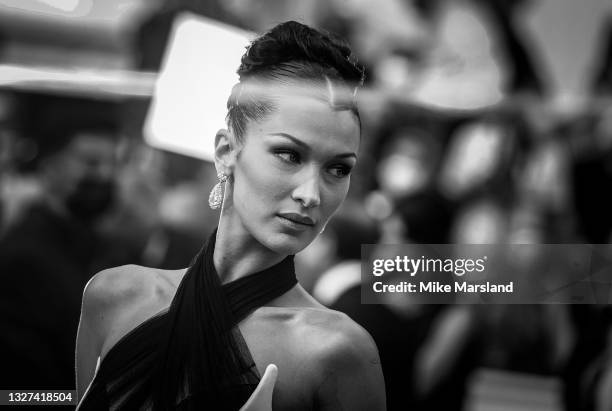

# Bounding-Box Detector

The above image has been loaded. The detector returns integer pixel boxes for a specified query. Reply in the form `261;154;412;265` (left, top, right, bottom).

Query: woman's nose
291;171;321;209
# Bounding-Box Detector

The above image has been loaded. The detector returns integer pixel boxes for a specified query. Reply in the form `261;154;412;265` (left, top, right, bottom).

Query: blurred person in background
367;108;454;244
553;110;612;410
0;91;43;236
569;111;612;244
154;159;219;268
0;120;121;392
99;143;216;271
381;126;451;243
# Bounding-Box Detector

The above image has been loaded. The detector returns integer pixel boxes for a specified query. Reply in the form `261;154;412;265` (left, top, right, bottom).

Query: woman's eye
275;150;300;164
329;165;352;178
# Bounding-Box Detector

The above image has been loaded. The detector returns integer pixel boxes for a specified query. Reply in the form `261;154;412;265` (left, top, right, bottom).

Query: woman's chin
262;231;314;256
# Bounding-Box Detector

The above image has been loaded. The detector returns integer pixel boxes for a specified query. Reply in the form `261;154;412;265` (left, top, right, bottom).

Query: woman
76;21;386;410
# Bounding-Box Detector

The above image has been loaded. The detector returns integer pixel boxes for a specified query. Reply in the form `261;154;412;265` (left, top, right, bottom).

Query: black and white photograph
0;0;611;410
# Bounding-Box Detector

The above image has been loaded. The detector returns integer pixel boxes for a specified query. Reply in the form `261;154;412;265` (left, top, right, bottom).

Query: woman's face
227;94;360;255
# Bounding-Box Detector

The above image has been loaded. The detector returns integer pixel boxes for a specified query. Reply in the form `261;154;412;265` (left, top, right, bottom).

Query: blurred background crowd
0;0;611;410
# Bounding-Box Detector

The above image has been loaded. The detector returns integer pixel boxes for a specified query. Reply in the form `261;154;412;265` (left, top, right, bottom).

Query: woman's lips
277;212;316;230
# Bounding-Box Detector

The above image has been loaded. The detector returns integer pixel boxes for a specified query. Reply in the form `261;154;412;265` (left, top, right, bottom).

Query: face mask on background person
65;176;115;223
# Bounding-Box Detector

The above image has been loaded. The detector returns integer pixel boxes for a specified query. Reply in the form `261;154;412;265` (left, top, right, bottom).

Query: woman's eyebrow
267;132;309;149
268;132;356;159
335;153;357;160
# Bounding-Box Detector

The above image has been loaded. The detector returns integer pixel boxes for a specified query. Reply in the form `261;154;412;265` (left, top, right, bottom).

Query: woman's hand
240;364;278;411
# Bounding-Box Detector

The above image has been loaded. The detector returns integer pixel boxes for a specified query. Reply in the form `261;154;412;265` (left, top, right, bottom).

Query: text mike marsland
373;281;515;294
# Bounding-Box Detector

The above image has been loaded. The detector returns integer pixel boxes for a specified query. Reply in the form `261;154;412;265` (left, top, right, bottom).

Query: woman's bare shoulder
82;265;186;359
83;264;181;311
285;307;385;409
298;307;379;359
257;305;379;365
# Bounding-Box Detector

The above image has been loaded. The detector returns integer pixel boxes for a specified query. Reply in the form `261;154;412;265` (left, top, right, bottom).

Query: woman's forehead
251;95;360;152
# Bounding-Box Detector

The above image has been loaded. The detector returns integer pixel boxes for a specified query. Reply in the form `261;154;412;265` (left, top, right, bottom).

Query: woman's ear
214;129;237;175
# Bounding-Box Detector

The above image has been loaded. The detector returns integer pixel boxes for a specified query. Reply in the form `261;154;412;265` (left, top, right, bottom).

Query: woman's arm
75;272;111;403
75;265;171;405
75;267;135;403
313;322;386;411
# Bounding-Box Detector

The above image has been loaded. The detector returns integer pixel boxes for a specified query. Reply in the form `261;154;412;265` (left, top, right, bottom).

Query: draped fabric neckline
79;229;298;410
97;256;297;372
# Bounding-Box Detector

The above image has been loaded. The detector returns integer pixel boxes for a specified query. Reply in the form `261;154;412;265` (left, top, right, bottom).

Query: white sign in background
144;13;254;162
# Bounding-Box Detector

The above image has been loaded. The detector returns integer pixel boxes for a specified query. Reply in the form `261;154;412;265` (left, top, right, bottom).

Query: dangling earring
319;222;328;235
208;171;228;210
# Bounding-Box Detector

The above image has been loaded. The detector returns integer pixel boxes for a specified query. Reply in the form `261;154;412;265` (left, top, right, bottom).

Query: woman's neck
214;211;287;284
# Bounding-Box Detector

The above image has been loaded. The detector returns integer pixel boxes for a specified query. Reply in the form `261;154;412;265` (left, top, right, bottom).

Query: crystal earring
208;172;228;210
320;222;328;235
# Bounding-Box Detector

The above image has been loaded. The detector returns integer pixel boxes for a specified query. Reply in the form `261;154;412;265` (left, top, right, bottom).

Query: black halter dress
78;230;297;410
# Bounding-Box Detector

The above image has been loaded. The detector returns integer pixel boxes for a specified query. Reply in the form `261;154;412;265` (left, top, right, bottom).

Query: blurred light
37;0;82;12
439;122;504;198
410;1;504;110
465;368;562;411
451;201;506;244
312;261;361;306
375;54;420;92
0;0;155;29
364;190;393;221
0;64;156;97
144;13;253;162
378;154;428;198
522;0;611;105
0;0;86;14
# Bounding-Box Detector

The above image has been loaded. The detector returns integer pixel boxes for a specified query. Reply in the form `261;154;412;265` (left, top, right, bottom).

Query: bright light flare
143;13;254;162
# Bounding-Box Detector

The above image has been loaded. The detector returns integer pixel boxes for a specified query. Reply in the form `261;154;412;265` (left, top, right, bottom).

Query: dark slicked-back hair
226;21;365;141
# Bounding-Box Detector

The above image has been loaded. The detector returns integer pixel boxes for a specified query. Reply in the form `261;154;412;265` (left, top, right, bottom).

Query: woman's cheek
323;181;349;217
242;159;274;196
259;171;288;202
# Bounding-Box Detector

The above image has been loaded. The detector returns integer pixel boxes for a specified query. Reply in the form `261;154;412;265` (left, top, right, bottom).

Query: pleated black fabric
78;229;297;410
